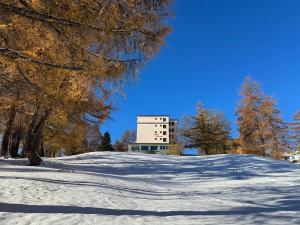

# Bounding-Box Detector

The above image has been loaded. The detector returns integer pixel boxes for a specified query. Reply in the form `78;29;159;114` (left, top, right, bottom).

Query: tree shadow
3;153;300;185
0;201;300;220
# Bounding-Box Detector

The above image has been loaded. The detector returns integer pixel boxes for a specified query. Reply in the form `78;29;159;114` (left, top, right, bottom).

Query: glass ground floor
128;143;176;154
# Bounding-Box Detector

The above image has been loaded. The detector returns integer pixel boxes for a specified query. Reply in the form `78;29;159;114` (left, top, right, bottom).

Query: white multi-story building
128;115;178;153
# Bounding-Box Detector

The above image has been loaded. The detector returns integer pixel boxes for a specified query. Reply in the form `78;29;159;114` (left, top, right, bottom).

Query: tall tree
291;110;300;152
0;1;172;164
236;77;290;158
236;77;266;156
259;96;290;159
183;102;231;155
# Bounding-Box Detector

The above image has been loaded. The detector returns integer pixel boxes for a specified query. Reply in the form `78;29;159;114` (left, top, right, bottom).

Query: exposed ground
1;152;300;225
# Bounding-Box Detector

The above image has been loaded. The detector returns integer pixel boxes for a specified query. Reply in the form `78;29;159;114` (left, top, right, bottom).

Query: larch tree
0;0;173;165
236;77;266;156
291;110;300;152
236;77;290;158
259;96;290;159
182;102;231;155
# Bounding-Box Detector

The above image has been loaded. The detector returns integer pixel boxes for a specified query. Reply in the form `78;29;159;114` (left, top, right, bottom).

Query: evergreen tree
100;131;114;151
183;102;231;155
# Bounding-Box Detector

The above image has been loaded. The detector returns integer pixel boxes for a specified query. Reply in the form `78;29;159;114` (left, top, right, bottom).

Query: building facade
128;115;178;153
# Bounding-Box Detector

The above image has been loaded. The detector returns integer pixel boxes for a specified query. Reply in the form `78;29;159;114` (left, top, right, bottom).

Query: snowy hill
1;152;300;225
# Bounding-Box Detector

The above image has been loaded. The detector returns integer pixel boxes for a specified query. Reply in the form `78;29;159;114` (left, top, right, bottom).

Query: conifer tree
291;110;300;152
236;77;265;155
236;77;290;158
100;131;114;152
0;1;172;164
259;96;290;159
183;102;231;155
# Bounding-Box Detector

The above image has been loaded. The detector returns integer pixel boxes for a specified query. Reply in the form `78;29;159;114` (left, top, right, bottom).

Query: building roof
137;115;178;121
137;115;170;117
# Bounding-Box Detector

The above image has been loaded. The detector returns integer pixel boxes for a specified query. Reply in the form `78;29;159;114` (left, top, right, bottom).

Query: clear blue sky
102;0;300;142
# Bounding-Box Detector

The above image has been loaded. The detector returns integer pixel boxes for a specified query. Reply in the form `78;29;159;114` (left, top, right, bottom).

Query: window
160;146;166;150
163;125;167;129
163;118;166;121
155;125;157;127
163;131;167;135
155;131;157;134
160;125;162;127
160;138;162;140
132;145;140;151
150;146;158;151
163;138;167;142
141;146;149;151
155;138;157;140
155;118;157;120
160;118;162;120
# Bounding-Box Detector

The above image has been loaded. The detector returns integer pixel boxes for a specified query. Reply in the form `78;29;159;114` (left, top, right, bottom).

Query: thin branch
0;47;84;70
0;2;151;35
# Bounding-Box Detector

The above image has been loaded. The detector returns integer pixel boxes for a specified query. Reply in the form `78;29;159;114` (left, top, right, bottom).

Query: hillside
1;152;300;225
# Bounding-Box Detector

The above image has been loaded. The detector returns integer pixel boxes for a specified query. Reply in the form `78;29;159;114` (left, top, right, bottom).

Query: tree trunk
37;133;45;157
259;135;266;157
27;109;50;165
1;107;16;157
9;125;23;158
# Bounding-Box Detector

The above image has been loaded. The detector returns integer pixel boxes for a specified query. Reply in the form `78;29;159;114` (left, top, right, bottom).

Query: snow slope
1;152;300;225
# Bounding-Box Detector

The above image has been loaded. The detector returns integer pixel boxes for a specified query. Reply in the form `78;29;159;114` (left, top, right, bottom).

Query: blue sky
102;0;300;142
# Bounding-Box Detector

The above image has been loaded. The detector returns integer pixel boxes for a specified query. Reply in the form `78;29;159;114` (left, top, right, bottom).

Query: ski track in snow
1;152;300;225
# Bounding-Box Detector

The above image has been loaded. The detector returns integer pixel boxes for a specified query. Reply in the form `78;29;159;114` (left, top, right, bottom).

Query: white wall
136;116;169;144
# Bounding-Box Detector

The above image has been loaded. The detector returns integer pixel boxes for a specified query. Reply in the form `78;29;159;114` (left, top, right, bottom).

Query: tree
63;121;90;156
114;130;136;152
182;102;231;155
169;144;183;155
259;96;290;159
0;1;172;164
100;131;114;151
291;110;300;152
87;124;102;152
114;140;125;152
236;77;290;158
236;77;265;155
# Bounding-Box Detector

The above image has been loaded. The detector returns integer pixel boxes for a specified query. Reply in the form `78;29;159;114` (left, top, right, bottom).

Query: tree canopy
0;0;173;164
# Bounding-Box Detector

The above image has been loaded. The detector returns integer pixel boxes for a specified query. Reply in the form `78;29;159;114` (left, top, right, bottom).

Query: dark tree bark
27;109;49;165
9;124;23;158
36;133;45;157
22;106;50;165
1;106;16;157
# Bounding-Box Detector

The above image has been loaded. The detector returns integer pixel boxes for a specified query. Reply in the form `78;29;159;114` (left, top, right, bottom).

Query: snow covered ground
1;152;300;225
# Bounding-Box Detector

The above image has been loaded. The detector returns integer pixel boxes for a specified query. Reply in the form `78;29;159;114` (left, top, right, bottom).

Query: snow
1;152;300;225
